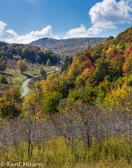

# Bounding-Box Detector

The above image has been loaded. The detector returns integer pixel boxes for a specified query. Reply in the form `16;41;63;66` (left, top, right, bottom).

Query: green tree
39;67;46;79
0;60;6;71
17;60;28;73
0;75;8;84
43;92;62;113
94;58;110;84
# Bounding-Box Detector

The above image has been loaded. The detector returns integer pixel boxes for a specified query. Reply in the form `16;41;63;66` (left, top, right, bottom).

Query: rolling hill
30;37;107;57
0;41;60;65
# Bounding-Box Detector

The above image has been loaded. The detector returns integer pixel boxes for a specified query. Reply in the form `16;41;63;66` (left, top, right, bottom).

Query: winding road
21;67;59;98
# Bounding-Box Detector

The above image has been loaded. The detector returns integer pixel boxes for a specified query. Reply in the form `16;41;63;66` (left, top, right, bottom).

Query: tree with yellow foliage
46;59;51;66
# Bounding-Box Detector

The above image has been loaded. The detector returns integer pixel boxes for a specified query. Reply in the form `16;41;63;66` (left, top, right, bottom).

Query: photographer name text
0;162;43;167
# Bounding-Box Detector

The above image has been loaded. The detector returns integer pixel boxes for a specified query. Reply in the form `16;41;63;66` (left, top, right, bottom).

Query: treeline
0;41;60;65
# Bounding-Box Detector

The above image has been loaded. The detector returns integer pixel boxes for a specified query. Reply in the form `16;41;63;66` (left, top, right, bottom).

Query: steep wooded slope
61;27;132;85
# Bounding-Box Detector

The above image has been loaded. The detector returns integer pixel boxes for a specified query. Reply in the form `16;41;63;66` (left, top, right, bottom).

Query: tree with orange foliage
46;59;51;66
0;88;22;118
123;45;132;76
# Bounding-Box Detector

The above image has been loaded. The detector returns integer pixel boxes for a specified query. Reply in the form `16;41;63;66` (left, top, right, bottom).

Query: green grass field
1;64;59;95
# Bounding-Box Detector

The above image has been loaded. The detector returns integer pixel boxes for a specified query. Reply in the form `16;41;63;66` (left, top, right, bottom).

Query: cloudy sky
0;0;132;43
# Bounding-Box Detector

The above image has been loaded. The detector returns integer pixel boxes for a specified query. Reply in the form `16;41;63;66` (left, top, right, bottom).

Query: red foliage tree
82;57;94;70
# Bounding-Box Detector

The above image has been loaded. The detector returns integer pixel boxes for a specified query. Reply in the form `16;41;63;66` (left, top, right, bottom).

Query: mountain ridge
30;37;107;57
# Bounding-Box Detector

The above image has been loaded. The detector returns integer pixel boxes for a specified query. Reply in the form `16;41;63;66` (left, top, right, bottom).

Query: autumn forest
0;27;132;168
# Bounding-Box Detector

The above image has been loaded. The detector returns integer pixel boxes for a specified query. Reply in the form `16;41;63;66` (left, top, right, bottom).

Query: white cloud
0;21;55;43
65;0;132;38
17;26;52;43
89;0;132;34
1;0;132;42
64;24;89;39
0;21;17;43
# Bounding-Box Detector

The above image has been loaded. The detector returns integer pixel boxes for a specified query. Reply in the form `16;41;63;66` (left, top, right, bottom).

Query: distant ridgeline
0;42;60;65
30;37;107;57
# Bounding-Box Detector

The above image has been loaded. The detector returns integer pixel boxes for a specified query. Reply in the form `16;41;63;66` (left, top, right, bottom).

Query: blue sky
0;0;132;43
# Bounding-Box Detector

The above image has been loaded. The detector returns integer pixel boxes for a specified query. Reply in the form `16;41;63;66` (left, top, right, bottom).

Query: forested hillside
0;42;60;65
61;27;132;85
30;37;106;57
0;27;132;168
35;27;132;111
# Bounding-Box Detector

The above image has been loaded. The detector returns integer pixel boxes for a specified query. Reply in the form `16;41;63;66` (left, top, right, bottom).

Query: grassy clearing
2;64;58;94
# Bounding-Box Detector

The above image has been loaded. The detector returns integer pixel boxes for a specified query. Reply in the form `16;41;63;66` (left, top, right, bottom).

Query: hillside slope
0;42;60;65
30;37;106;57
61;27;132;85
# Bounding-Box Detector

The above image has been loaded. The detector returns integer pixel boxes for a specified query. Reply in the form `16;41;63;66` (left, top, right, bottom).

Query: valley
0;27;132;168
